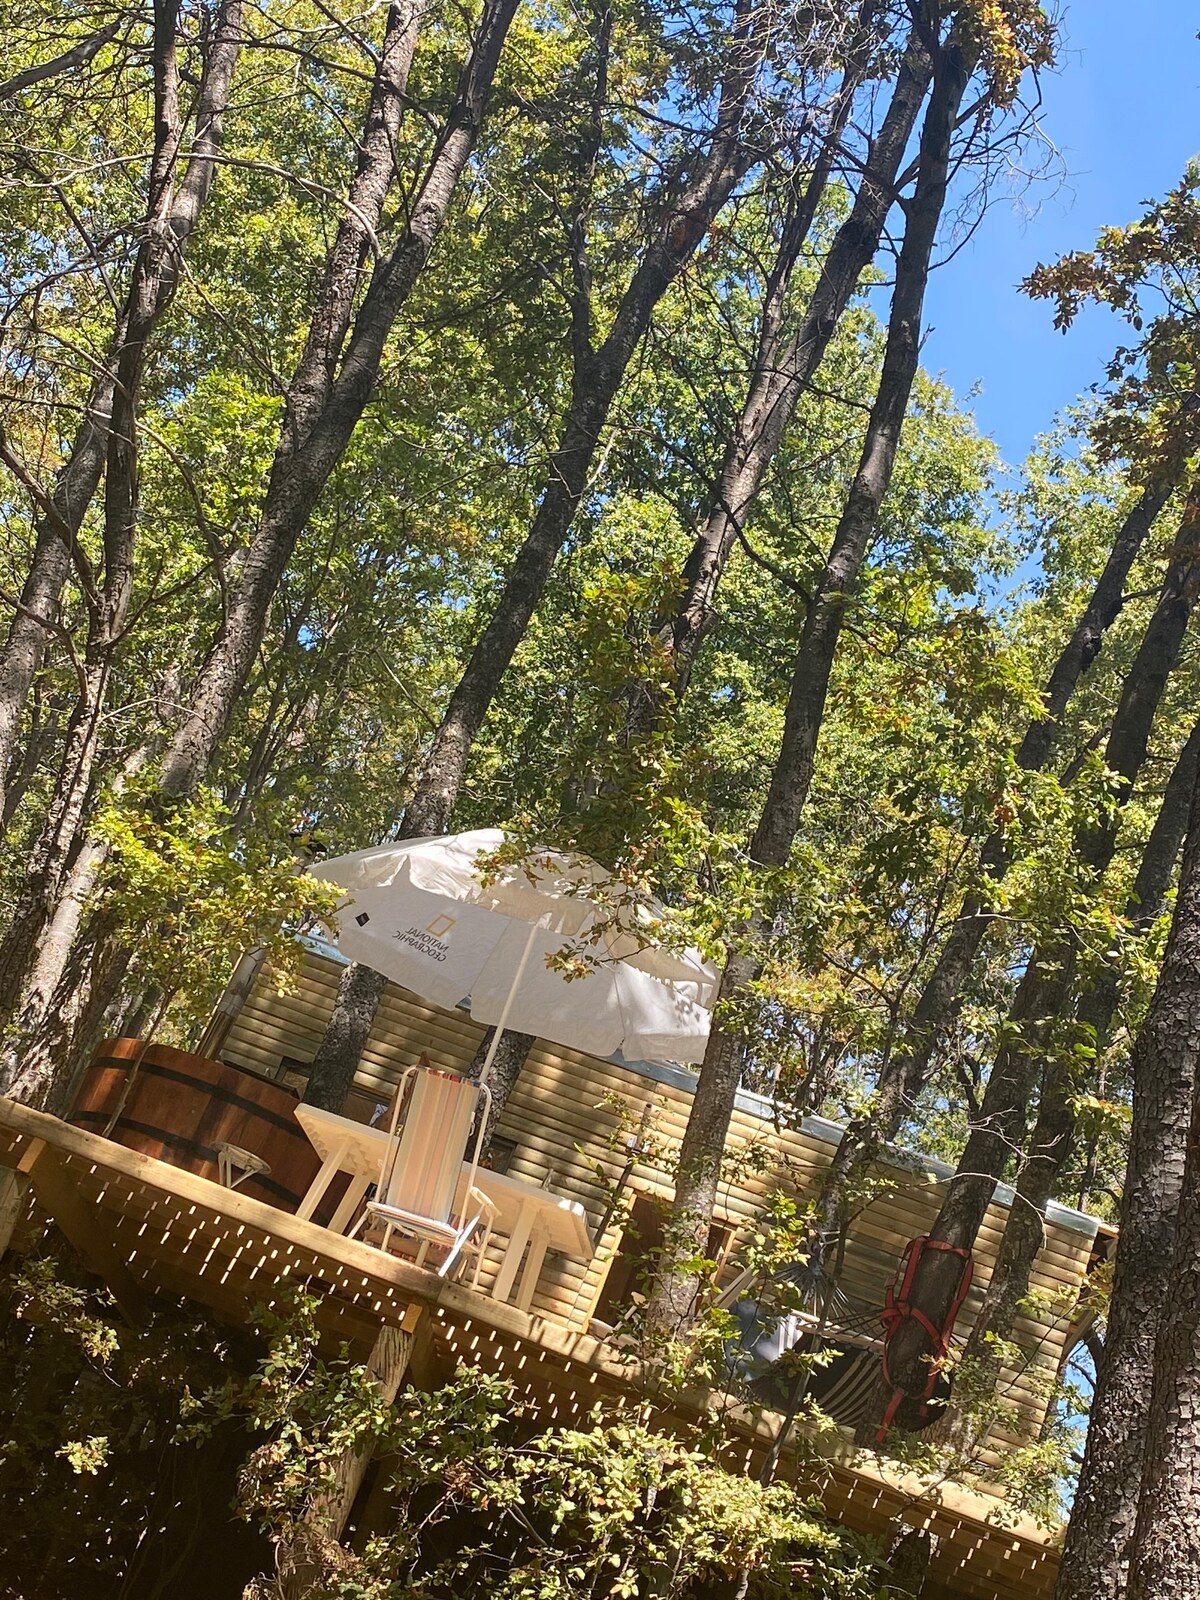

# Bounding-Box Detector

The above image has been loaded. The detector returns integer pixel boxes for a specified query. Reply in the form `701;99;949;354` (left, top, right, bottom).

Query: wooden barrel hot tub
68;1038;321;1212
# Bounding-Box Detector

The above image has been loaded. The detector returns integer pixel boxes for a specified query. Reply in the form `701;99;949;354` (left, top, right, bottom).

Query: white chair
215;1142;271;1191
351;1061;494;1284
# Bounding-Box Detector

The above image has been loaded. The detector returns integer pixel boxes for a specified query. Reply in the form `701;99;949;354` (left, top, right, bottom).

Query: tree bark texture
397;0;767;837
0;748;151;1107
884;944;1072;1417
303;960;390;1112
0;661;110;1039
277;0;423;462
1057;835;1200;1600
1069;709;1200;1206
935;1042;1075;1451
648;12;969;1337
305;959;534;1153
1088;761;1200;1600
158;0;520;799
1018;473;1183;777
648;943;763;1333
1117;708;1200;933
469;1025;535;1158
885;1527;932;1596
748;24;972;867
46;923;135;1110
1124;1020;1200;1600
0;20;122;101
0;0;245;821
1079;495;1200;876
6;0;516;1104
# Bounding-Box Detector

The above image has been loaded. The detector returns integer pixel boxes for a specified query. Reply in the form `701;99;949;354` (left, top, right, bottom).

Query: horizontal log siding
221;948;1094;1448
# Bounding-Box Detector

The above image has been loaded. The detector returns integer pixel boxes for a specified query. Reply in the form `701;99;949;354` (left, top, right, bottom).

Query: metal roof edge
300;931;350;965
616;1058;1100;1241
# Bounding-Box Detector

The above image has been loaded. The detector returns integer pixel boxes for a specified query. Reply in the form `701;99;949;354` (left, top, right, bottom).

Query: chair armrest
465;1186;498;1222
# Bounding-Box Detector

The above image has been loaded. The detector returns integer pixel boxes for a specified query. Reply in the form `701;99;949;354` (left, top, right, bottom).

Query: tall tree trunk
2;755;150;1104
630;10;932;726
874;511;1200;1436
1;677;65;834
301;740;524;1118
0;0;245;818
939;700;1196;1443
647;8;971;1337
300;1;774;1129
0;387;113;831
885;1527;933;1596
303;960;391;1112
277;0;423;461
303;970;534;1152
0;0;245;1054
1070;710;1200;1206
242;2;427;1119
934;1038;1076;1452
1056;827;1200;1600
937;702;1198;1448
1090;760;1200;1600
396;0;769;836
2;656;188;1088
809;472;1193;1241
47;929;136;1110
0;658;111;1037
13;0;516;1105
469;1026;535;1159
156;0;522;801
1082;709;1200;1044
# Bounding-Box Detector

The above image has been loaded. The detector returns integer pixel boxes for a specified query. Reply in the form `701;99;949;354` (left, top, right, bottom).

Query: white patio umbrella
316;830;717;1074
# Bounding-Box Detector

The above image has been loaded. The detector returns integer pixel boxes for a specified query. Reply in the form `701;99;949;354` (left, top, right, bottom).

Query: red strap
875;1236;974;1443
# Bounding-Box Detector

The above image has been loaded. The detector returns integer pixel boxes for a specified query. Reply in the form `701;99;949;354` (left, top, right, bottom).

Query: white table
465;1165;594;1310
293;1104;593;1311
294;1104;390;1231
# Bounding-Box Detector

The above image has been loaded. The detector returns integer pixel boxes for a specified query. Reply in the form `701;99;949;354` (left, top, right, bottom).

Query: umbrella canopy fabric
317;830;717;1063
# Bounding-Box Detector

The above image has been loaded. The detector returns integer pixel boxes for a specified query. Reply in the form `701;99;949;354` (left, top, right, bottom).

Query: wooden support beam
28;1146;150;1325
0;1170;29;1257
327;1306;422;1536
403;1302;446;1393
280;1307;421;1599
0;1137;43;1256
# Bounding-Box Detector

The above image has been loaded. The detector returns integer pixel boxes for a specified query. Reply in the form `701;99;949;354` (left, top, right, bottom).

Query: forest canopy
3;1;1200;1597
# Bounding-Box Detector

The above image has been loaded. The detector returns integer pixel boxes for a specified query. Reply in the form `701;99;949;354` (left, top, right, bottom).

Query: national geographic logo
393;912;457;962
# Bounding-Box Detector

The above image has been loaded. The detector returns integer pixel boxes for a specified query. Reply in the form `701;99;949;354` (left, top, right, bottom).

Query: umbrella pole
476;920;541;1085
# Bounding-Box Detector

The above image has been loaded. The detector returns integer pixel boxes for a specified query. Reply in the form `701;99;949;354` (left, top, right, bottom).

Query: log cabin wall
220;940;1097;1458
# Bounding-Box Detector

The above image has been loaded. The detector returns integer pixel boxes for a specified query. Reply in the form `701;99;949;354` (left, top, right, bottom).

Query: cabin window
593;1192;734;1328
483;1135;518;1175
271;1054;312;1089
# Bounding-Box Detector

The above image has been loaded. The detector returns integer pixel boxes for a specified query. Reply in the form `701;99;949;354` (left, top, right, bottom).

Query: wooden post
280;1307;421;1599
0;1165;31;1255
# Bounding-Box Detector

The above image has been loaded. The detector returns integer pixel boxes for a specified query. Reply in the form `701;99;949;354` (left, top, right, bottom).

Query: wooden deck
0;1095;1064;1600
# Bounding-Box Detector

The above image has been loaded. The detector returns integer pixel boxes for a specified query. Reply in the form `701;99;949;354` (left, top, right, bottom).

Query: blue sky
919;0;1200;472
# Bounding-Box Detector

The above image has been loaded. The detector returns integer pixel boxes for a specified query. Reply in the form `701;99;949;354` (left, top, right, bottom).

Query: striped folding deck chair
350;1060;495;1283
